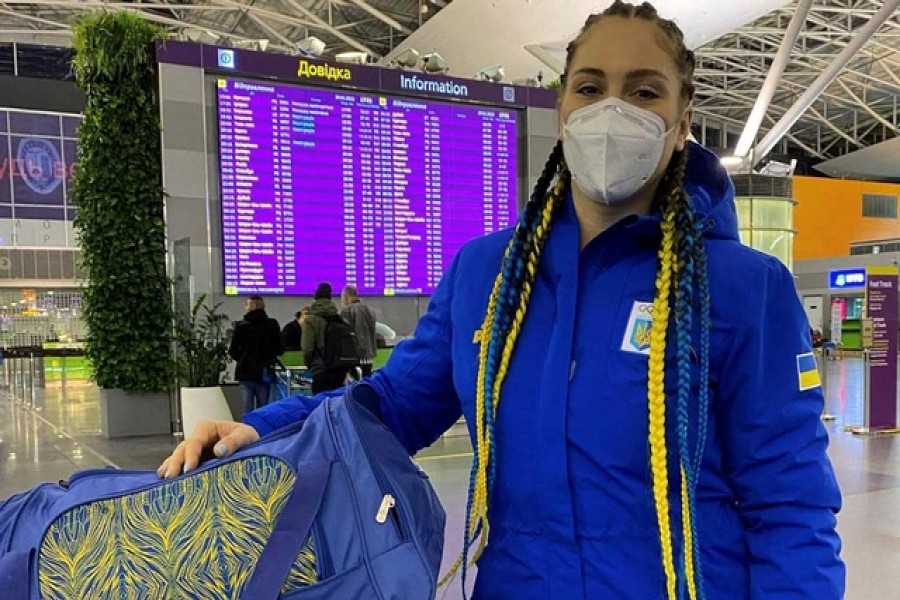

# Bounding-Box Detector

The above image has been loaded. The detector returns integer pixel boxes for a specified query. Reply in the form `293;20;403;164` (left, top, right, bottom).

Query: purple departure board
217;78;519;296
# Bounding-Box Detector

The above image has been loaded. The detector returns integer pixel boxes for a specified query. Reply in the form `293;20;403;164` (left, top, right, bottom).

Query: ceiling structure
384;0;793;83
0;0;898;173
0;0;447;58
692;0;900;163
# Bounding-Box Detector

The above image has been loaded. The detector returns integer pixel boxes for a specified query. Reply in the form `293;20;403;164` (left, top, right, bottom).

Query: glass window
14;44;75;80
735;199;751;230
750;197;793;230
0;44;12;75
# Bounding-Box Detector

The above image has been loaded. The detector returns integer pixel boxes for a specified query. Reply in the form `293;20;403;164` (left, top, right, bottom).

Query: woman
160;2;844;598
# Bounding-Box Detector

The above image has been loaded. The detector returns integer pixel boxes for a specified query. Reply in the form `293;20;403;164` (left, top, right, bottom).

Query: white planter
180;386;234;437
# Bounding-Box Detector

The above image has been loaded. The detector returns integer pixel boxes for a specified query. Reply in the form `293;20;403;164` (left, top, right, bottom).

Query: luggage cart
269;360;313;400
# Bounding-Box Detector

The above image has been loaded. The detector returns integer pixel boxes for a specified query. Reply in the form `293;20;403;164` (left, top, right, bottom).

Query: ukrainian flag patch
797;352;821;391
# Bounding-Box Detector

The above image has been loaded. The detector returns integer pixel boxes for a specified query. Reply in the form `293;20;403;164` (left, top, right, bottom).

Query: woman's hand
157;420;260;478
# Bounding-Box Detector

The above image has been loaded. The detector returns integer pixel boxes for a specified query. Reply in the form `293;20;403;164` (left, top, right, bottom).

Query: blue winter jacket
244;143;844;599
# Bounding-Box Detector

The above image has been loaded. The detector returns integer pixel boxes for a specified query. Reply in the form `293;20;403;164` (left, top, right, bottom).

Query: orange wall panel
793;176;900;261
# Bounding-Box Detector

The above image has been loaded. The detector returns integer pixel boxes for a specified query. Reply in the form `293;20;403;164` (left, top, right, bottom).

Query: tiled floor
1;359;898;599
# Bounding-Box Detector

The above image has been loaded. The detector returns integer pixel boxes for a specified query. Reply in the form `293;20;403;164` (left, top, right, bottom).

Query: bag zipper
323;397;383;599
343;394;406;540
312;521;333;579
58;421;307;488
341;392;439;598
63;466;136;487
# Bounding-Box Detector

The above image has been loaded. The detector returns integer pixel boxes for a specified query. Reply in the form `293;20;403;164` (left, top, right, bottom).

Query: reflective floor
1;358;898;599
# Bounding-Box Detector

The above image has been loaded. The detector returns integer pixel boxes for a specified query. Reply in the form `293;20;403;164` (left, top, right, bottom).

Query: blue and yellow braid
648;182;679;599
693;233;712;484
670;149;703;600
442;144;712;600
689;221;712;597
440;143;566;595
650;148;713;600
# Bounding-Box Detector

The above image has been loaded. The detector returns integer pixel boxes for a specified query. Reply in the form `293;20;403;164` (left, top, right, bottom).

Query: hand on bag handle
157;420;260;479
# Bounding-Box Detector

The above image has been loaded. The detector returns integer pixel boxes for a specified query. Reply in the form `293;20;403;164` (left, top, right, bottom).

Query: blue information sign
830;268;867;289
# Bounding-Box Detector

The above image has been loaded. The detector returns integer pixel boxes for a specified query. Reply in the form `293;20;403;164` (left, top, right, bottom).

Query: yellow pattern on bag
39;456;318;599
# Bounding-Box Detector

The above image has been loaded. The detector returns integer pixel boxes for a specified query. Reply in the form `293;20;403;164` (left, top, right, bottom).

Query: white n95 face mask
563;98;677;205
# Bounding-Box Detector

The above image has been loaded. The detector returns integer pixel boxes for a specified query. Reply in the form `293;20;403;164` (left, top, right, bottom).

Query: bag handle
241;460;332;600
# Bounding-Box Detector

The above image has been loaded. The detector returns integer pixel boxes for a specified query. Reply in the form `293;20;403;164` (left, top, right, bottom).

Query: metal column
733;0;813;160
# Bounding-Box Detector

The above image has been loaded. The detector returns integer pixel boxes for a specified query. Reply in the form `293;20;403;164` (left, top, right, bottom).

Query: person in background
228;296;282;416
281;307;308;351
302;283;353;393
163;3;844;597
341;285;378;377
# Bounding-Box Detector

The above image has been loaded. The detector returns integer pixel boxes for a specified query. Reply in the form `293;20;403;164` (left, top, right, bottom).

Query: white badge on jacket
621;301;654;355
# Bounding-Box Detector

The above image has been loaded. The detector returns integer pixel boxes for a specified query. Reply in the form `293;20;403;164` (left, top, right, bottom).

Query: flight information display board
217;77;519;296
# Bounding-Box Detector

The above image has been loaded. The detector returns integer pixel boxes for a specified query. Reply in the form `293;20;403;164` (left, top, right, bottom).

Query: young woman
161;2;844;597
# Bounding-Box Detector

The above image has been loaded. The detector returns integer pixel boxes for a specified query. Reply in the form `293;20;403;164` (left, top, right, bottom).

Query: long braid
440;143;565;596
690;225;712;597
483;144;565;500
647;190;679;600
669;149;703;600
693;234;712;483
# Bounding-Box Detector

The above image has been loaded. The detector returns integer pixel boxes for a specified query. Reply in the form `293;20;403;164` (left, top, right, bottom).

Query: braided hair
442;3;711;599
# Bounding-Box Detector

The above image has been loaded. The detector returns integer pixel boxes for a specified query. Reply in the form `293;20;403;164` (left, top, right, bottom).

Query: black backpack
321;315;360;370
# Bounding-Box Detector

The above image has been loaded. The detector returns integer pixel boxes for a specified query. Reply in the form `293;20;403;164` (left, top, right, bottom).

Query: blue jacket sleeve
242;388;341;437
716;260;844;598
244;256;462;452
362;256;463;454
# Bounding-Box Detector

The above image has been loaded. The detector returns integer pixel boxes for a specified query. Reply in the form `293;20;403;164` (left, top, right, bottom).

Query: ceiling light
295;36;325;57
421;52;448;74
475;65;505;83
231;39;270;52
335;51;368;65
181;28;220;44
392;47;421;69
758;159;797;177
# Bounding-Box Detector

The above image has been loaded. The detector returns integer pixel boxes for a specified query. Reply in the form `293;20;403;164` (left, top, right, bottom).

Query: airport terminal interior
1;0;900;598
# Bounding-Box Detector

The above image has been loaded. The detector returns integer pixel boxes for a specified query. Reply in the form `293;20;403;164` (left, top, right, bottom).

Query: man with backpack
302;283;359;393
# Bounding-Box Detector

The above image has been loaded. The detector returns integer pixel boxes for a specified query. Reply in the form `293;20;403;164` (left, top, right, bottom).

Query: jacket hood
309;299;339;318
244;308;269;323
683;141;739;241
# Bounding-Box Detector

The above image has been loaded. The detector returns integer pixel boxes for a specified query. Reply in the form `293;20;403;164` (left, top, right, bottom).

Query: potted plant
174;294;234;435
72;11;174;437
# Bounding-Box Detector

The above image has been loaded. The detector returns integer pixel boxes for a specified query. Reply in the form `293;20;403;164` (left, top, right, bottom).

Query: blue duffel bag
0;385;446;599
